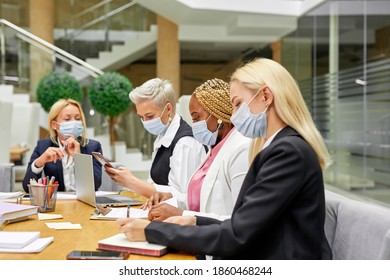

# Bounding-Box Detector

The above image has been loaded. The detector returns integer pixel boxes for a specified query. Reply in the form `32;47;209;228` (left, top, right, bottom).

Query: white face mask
191;115;219;146
230;91;268;138
141;104;169;136
57;120;84;139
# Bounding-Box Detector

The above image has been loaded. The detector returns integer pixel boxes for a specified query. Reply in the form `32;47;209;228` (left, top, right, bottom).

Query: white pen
57;131;69;151
57;131;70;164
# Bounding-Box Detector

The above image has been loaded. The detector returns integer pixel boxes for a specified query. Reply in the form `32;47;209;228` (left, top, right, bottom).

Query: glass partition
283;0;390;206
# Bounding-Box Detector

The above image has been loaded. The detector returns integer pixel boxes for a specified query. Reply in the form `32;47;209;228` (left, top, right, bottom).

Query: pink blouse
187;129;234;211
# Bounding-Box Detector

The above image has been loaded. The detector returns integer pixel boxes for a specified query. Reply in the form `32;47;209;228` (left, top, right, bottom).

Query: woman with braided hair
144;78;251;222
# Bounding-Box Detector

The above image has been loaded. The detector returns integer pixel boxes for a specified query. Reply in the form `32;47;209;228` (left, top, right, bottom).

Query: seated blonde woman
23;99;102;192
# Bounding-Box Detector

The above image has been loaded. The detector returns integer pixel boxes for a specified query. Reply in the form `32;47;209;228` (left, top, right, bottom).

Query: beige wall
29;0;55;102
157;15;180;96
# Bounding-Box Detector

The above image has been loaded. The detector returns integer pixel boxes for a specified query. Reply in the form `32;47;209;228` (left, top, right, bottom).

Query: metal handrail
61;1;137;41
0;18;104;78
16;34;103;78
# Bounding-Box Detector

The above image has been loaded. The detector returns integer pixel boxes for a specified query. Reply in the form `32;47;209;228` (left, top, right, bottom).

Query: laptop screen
74;153;97;207
74;153;143;207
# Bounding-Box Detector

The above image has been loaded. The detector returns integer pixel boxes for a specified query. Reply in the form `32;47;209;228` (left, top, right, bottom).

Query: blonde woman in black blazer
117;58;332;260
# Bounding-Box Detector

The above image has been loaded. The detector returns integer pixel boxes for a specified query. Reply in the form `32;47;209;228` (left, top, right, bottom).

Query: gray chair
0;101;14;192
324;190;390;259
0;163;15;192
0;100;12;163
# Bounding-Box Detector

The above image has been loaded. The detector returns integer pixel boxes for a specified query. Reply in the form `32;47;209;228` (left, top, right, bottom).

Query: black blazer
145;126;332;259
22;138;102;192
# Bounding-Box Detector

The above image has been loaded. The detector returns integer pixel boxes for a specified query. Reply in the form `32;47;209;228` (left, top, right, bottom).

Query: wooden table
0;197;195;260
10;146;29;162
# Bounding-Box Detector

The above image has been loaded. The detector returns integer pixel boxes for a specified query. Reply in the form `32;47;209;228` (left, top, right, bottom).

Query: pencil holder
27;184;58;212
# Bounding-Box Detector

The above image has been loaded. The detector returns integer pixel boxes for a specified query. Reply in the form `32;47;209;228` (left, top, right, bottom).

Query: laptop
74;153;142;207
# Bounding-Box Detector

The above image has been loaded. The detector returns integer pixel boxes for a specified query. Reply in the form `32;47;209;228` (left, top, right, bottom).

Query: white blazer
182;129;250;220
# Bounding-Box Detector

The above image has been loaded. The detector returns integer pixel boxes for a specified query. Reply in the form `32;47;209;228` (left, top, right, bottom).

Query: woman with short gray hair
105;78;206;207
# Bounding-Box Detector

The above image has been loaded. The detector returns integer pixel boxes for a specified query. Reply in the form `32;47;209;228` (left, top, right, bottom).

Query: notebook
0;201;38;221
97;233;168;257
74;153;142;207
0;236;54;253
0;231;40;249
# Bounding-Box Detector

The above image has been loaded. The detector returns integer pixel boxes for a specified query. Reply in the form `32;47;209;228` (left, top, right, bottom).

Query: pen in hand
127;204;130;218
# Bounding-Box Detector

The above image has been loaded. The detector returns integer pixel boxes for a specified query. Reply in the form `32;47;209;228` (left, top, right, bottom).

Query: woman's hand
164;216;196;226
104;166;135;188
148;203;183;221
117;218;151;242
63;136;80;157
35;147;65;167
141;192;173;210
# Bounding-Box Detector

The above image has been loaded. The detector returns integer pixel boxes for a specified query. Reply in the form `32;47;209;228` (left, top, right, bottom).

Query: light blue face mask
58;120;84;139
141;104;169;136
230;91;268;138
191;115;220;146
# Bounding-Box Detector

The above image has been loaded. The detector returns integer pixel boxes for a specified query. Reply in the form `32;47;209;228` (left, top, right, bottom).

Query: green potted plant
36;71;82;112
88;72;133;156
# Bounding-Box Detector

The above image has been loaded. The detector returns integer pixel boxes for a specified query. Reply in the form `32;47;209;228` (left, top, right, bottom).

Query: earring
217;119;223;130
168;114;172;123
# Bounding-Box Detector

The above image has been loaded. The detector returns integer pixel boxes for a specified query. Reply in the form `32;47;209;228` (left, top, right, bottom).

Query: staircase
55;0;157;83
70;25;157;83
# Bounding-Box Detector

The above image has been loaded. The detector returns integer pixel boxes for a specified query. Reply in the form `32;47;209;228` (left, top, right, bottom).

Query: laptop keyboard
95;195;143;205
96;196;120;204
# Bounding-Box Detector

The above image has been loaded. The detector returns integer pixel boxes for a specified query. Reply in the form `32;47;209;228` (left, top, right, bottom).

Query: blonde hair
231;58;331;170
193;78;233;123
129;78;176;112
48;99;88;147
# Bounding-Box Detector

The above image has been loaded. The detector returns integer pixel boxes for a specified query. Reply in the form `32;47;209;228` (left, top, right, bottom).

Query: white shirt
262;128;284;150
147;114;206;208
31;138;76;192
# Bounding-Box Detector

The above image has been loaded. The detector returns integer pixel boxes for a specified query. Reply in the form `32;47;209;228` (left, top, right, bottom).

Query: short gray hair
129;78;177;111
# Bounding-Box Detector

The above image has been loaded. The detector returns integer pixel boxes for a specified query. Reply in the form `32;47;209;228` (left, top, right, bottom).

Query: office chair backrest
0;101;13;163
325;190;390;259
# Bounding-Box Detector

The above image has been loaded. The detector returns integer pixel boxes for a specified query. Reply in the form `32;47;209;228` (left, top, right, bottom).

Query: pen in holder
27;184;59;212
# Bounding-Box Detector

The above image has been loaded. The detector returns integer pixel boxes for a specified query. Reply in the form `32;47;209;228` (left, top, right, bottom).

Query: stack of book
0;201;38;223
0;231;53;253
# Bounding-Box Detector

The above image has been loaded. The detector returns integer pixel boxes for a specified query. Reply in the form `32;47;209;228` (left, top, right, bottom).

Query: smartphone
66;250;126;260
92;152;114;168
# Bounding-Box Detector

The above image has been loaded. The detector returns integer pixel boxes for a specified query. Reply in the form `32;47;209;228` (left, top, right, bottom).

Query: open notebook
74;153;142;207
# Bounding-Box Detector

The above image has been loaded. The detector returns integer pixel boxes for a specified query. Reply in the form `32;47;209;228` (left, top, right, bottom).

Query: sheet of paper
96;191;118;197
0;191;24;199
97;207;149;219
21;192;77;201
38;213;63;220
94;197;178;220
45;222;82;229
161;197;178;208
56;193;77;200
